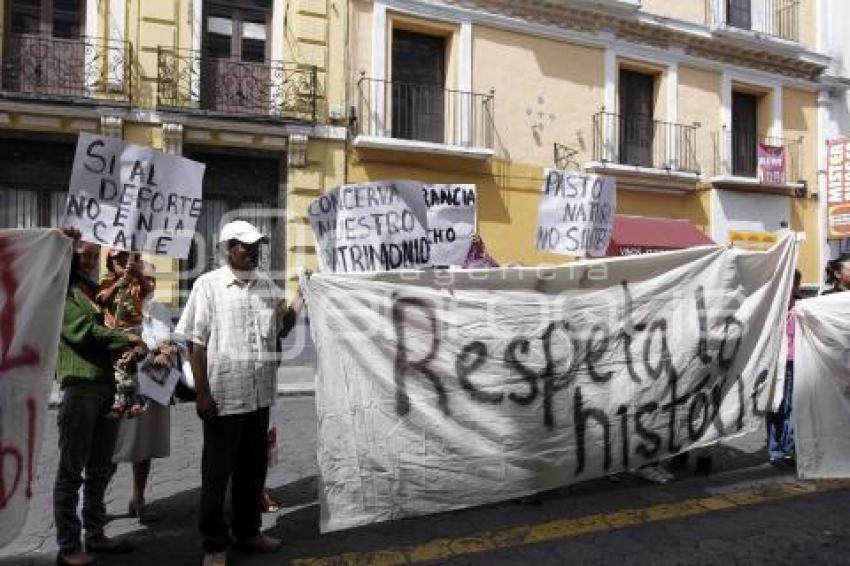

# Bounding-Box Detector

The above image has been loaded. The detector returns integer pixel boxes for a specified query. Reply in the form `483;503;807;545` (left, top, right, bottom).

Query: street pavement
3;393;850;566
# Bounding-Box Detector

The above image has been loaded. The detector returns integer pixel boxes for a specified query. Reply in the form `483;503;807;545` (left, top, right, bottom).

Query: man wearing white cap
176;220;304;566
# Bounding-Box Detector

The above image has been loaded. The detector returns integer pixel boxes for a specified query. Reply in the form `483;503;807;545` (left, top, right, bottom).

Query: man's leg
199;413;243;553
231;408;269;541
54;387;102;554
81;387;119;541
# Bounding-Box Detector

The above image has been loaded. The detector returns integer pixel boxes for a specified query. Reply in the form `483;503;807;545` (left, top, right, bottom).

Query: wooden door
391;30;446;144
619;70;655;168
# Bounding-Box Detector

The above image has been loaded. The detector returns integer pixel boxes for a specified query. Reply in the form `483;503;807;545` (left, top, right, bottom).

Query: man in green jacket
54;240;146;566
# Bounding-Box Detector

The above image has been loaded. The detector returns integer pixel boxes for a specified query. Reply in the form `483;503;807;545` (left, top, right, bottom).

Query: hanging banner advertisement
794;291;850;479
305;235;797;532
827;138;850;237
757;144;786;185
64;133;206;258
535;169;616;257
307;181;477;273
0;230;72;548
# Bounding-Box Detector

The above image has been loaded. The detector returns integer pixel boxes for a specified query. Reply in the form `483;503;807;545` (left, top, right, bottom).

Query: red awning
606;215;715;256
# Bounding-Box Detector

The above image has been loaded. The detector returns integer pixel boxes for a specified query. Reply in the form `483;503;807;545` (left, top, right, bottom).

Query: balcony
591;111;700;175
0;33;131;104
156;48;318;123
354;76;495;158
706;0;799;43
713;130;803;192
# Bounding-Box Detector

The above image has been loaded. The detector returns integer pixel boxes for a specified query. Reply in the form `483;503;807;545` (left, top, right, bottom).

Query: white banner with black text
306;237;796;532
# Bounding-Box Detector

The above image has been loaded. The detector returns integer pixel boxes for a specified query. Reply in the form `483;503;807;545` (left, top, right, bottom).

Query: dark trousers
199;407;269;552
767;362;795;459
53;383;119;554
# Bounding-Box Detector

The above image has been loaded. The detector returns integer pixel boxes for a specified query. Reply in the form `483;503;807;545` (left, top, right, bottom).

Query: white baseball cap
219;220;267;245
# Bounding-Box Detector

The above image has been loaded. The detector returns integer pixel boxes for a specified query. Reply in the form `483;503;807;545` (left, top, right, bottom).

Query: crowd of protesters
53;222;304;566
49;223;850;565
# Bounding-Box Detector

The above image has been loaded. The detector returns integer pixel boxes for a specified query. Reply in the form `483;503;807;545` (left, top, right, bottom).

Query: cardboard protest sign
794;292;850;479
424;184;477;267
64;133;205;258
536;170;616;257
0;230;71;548
308;181;477;273
305;236;797;532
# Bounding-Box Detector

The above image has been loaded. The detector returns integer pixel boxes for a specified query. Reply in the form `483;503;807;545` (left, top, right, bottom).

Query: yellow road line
291;479;850;566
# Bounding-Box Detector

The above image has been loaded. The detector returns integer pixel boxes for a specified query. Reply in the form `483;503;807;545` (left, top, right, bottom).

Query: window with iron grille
180;149;285;304
618;69;656;168
0;137;74;229
2;0;85;96
391;29;446;144
201;0;272;113
727;0;752;30
731;92;758;177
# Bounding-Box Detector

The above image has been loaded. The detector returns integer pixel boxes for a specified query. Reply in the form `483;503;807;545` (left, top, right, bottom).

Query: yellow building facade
0;0;347;303
346;0;830;286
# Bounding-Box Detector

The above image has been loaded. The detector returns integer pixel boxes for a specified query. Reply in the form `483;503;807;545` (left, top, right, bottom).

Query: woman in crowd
766;269;802;466
54;239;144;566
822;253;850;295
112;264;179;522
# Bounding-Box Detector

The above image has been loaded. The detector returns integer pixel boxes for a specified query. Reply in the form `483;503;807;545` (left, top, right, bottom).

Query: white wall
819;0;850;265
711;190;791;245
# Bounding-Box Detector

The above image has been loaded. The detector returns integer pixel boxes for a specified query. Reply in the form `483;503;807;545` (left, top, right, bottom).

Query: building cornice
399;0;829;83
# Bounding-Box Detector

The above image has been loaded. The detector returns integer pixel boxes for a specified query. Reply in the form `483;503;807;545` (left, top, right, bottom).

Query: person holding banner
823;254;850;295
767;269;802;466
54;239;145;566
175;220;305;566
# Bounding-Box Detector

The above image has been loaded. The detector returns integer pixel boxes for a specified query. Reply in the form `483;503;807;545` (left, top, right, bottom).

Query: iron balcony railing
592;111;700;173
714;129;802;184
0;33;132;103
357;75;495;150
156;48;318;122
706;0;799;42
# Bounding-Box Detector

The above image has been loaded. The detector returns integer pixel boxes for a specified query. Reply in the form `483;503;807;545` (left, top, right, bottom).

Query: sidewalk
1;395;833;566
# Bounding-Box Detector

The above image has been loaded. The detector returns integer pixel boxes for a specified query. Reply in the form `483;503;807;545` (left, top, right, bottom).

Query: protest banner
0;230;71;548
827;138;850;237
64;133;205;258
305;235;797;532
307;181;477;272
424;184;477;267
536;169;616;257
794;292;850;479
757;144;786;185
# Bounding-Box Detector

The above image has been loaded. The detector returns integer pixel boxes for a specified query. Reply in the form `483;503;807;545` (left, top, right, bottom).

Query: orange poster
827;138;850;237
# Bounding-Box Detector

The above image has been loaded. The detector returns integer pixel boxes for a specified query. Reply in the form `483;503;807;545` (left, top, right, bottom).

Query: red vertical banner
827;138;850;237
757;144;786;185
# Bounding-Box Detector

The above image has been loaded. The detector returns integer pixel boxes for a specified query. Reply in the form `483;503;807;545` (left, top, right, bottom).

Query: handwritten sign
308;181;477;272
64;133;205;258
305;235;797;532
536;170;616;257
827;138;850;237
424;184;476;267
757;144;786;185
0;230;71;548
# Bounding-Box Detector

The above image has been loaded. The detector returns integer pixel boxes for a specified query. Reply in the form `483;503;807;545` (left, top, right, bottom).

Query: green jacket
57;285;133;388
